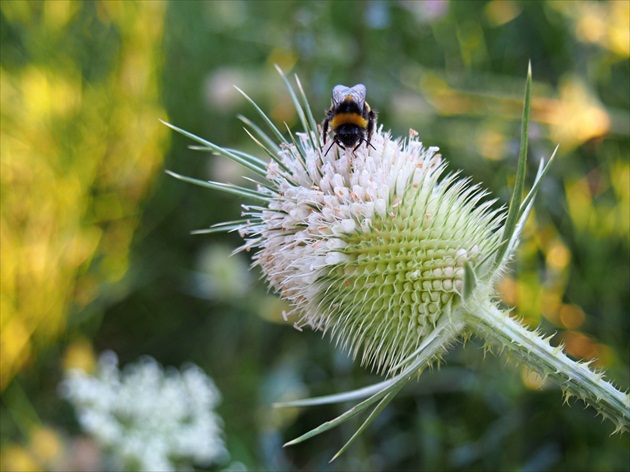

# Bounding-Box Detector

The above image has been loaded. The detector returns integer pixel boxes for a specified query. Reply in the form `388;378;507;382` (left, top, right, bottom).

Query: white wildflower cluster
60;351;226;471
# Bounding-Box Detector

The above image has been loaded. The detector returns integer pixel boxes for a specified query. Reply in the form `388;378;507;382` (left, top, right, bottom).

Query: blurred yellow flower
0;2;168;390
62;339;96;374
0;445;40;472
541;76;610;150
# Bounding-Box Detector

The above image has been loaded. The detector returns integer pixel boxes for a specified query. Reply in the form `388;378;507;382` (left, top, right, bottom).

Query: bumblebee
322;84;376;155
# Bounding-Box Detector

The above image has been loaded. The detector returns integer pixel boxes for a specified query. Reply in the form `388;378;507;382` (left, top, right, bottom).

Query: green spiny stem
463;288;630;432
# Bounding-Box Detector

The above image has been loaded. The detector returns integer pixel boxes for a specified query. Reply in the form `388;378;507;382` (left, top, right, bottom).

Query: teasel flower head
250;126;504;375
165;66;628;459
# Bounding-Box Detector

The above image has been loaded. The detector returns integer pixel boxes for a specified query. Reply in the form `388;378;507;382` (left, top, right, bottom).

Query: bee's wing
332;84;367;105
332;85;350;103
348;84;366;103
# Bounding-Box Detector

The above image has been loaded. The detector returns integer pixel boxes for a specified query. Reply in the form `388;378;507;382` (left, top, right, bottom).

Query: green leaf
518;145;559;220
295;73;320;139
161;120;267;177
493;62;532;270
234;86;288;147
330;382;406;462
498;146;559;267
274;376;398;407
282;390;390;447
463;261;478;300
190;220;250;235
275;65;320;155
281;320;459;457
237;115;282;155
164;170;269;201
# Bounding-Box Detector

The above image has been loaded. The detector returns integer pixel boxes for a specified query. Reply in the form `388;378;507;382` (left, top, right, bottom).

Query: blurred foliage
0;1;168;388
1;1;628;471
1;0;168;468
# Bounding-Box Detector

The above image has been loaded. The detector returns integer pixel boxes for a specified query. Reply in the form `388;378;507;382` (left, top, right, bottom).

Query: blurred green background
1;1;628;470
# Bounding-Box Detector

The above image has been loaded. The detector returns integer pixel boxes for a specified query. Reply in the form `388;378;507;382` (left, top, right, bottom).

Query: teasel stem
463;289;630;433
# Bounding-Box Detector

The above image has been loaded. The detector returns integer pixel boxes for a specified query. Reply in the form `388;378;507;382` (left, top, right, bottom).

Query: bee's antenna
324;140;337;156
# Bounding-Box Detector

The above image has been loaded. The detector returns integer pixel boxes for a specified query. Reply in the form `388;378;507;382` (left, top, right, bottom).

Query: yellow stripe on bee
330;112;368;129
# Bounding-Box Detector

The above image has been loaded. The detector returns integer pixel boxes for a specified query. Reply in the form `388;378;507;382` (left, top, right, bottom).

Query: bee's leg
359;134;376;153
366;110;376;150
321;119;329;148
324;140;337;156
